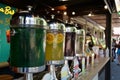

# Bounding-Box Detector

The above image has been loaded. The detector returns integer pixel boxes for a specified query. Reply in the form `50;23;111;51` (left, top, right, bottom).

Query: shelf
0;62;9;68
77;57;110;80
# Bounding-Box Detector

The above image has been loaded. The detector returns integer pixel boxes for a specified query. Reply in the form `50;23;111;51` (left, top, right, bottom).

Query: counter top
77;57;110;80
0;62;9;68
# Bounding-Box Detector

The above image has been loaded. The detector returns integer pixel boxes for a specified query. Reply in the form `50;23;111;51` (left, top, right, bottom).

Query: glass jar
45;19;65;65
64;24;77;60
75;29;85;57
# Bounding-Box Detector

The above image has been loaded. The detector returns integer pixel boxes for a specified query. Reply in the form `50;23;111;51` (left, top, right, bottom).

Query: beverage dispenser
45;18;65;65
10;6;47;80
75;29;86;73
64;23;76;60
76;29;85;57
62;23;81;79
44;17;65;80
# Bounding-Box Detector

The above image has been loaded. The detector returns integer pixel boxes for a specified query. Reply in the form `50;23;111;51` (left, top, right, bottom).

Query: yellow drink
45;32;64;61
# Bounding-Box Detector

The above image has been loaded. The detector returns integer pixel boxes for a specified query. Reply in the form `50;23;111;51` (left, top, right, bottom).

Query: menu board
0;3;16;62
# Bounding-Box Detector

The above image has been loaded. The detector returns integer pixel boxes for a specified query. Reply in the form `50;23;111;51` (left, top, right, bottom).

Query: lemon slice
56;33;64;43
46;33;54;44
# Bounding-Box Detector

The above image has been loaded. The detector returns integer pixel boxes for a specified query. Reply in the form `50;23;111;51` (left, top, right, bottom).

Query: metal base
64;56;74;60
75;54;83;57
12;65;45;73
24;73;33;80
47;60;64;65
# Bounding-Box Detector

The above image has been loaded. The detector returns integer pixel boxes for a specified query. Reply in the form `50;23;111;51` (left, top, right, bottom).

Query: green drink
10;27;45;67
10;7;47;80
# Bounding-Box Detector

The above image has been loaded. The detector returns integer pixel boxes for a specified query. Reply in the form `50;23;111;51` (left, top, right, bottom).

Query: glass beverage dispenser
45;19;65;65
61;23;76;80
10;6;47;80
75;29;86;73
63;24;81;79
45;18;65;80
76;29;85;57
64;24;77;60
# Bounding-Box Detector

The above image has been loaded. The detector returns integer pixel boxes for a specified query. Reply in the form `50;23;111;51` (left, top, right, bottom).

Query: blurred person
112;39;117;61
116;41;120;65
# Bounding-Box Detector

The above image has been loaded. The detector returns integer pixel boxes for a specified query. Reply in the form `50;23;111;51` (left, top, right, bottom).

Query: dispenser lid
76;30;81;34
76;29;85;34
65;23;77;32
10;6;47;28
47;18;65;31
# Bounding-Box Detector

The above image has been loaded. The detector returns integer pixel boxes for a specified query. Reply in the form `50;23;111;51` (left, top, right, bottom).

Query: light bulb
88;13;92;16
104;5;108;9
64;11;67;15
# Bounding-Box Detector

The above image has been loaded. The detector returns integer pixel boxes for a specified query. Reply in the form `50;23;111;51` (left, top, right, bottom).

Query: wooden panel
86;13;120;28
0;74;13;80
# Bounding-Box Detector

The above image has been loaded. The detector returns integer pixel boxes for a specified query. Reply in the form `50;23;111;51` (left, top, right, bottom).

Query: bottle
105;47;109;57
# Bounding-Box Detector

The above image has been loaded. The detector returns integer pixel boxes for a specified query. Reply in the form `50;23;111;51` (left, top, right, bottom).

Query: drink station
0;2;111;80
8;6;109;79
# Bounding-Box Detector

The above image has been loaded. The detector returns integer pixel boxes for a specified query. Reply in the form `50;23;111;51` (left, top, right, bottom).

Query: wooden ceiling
86;13;120;28
0;0;119;28
0;0;108;12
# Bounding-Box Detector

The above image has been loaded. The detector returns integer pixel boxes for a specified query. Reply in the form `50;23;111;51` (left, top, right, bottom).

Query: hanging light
72;11;75;15
104;0;112;13
88;12;92;16
104;5;108;9
63;11;67;15
51;8;55;11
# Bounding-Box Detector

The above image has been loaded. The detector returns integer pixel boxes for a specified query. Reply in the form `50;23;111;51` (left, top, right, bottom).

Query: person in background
112;39;117;61
116;41;120;65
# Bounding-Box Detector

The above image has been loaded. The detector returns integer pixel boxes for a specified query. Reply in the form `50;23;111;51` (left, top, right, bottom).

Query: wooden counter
77;57;110;80
0;62;9;68
0;74;13;80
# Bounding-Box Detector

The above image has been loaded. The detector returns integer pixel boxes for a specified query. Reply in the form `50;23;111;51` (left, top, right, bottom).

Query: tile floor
111;61;120;80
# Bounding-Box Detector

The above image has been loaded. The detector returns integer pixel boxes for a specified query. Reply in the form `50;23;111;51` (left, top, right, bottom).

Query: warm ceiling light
72;12;75;15
88;12;92;16
104;0;112;13
63;11;67;15
88;12;94;16
104;5;108;9
88;13;92;16
51;8;55;11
